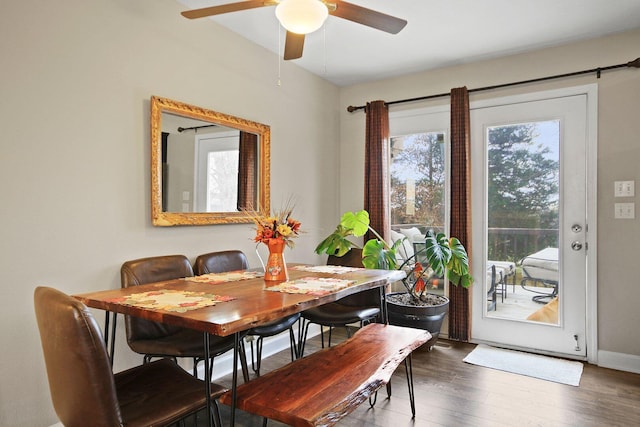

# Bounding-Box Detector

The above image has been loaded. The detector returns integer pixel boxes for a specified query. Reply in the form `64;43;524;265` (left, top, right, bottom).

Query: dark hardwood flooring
195;327;640;426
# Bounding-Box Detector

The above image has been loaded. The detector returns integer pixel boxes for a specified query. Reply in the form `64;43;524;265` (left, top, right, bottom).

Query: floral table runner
266;277;356;296
106;290;234;313
185;270;262;284
290;265;362;274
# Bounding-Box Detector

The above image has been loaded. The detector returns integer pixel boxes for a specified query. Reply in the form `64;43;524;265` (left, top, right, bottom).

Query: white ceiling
176;0;640;86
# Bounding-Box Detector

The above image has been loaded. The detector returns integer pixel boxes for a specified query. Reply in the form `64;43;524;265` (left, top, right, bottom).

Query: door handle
571;241;583;251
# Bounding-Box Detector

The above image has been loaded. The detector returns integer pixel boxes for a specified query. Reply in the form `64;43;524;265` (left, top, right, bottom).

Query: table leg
405;354;416;417
103;311;110;347
103;312;117;367
230;332;239;426
109;313;117;366
379;286;388;324
203;332;213;427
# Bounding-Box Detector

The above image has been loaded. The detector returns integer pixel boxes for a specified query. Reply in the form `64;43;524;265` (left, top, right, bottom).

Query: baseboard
197;324;321;380
597;350;640;374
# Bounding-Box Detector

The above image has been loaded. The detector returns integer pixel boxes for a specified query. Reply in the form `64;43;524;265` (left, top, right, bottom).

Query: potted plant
315;210;473;348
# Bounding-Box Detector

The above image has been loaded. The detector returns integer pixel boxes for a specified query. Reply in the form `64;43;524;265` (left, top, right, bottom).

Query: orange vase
265;238;288;281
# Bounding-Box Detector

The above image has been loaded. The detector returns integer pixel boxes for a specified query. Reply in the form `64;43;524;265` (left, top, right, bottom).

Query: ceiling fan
181;0;407;60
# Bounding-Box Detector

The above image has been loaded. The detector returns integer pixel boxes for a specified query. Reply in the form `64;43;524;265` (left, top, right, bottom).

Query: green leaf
362;239;398;270
423;231;451;277
340;210;370;237
459;273;474;289
448;237;469;269
314;225;355;256
446;237;472;287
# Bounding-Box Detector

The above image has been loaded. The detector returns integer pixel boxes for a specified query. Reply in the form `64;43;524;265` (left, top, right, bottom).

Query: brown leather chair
298;248;381;356
34;286;228;427
194;249;250;275
194;250;300;376
121;254;249;382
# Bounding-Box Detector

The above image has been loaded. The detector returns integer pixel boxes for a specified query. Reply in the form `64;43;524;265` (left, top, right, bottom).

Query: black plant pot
386;291;449;349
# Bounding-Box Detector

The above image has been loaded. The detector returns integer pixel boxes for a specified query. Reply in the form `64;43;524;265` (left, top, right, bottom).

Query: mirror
151;96;270;226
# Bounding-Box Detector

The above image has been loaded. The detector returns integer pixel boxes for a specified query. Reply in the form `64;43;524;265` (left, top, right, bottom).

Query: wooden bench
220;323;430;427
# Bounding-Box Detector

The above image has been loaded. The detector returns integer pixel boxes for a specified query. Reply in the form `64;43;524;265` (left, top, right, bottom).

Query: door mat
463;344;583;386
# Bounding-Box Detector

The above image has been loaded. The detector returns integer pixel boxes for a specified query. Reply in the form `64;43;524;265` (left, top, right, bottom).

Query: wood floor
198;328;640;427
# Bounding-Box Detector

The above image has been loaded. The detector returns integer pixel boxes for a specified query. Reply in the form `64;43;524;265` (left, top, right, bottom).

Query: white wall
0;1;340;425
339;29;640;365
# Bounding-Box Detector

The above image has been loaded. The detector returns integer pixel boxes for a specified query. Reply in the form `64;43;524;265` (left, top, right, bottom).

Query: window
389;107;450;295
390;132;446;232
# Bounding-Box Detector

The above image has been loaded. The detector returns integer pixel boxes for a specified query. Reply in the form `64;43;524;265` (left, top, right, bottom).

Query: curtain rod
346;57;640;113
177;124;217;133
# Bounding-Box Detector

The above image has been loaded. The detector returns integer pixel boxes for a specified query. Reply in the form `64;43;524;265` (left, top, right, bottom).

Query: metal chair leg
238;339;250;383
250;325;300;377
250;336;264;376
288;327;299;360
299;319;315;357
210;400;223;427
320;325;326;348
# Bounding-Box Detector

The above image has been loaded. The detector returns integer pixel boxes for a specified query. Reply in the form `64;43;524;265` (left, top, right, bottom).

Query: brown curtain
237;131;258;210
364;101;391;243
449;87;472;341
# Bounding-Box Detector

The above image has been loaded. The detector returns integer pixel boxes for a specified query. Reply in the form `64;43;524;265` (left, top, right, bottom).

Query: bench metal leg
369;390;378;408
368;379;393;408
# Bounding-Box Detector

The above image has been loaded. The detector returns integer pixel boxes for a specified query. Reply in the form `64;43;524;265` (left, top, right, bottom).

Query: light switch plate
614;180;635;197
614;202;635;219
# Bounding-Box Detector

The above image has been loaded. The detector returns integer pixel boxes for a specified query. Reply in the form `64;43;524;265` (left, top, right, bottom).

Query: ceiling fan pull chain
277;22;282;86
323;23;327;75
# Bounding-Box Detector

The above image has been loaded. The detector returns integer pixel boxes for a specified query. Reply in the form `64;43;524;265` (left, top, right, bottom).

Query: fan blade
181;1;277;19
330;1;407;34
283;32;305;60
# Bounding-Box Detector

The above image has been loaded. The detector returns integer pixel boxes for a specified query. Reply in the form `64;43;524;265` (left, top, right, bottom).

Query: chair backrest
120;255;194;342
34;287;123;426
328;249;380;307
327;248;364;268
194;250;249;275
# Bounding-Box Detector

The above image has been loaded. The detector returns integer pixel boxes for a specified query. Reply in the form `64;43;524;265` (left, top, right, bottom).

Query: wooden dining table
73;265;405;427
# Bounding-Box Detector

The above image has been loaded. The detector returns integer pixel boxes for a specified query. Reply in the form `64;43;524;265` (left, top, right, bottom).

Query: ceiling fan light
275;0;328;35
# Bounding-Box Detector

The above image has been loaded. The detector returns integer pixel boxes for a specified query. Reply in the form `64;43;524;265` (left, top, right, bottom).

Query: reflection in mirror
151;96;270;226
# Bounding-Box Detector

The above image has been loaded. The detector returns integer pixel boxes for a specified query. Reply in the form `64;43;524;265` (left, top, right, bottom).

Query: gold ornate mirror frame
151;96;270;226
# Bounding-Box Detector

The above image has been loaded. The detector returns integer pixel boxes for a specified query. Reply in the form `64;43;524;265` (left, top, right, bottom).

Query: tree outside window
390;121;559;263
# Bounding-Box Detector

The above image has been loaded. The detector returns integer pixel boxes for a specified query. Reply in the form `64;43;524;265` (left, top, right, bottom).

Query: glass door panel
486;120;560;324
